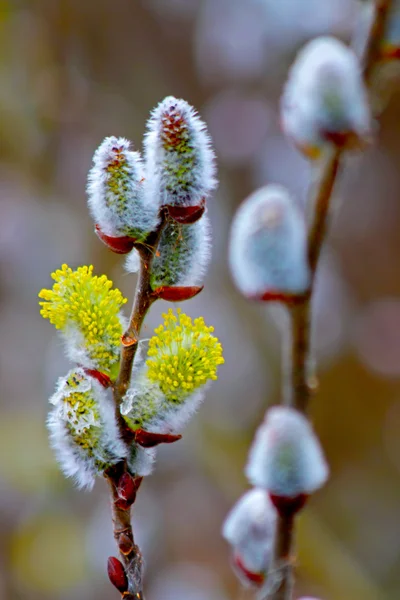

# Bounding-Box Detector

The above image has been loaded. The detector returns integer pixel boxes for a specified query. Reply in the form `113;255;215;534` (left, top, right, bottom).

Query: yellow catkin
146;309;224;402
39;264;127;373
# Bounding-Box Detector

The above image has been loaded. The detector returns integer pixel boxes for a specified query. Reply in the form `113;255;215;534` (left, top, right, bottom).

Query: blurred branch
269;2;394;599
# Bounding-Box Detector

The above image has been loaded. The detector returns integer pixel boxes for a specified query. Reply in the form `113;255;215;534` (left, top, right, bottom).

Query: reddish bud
269;493;308;518
134;428;182;448
114;498;133;511
82;367;111;388
117;473;143;505
118;533;134;555
151;285;203;302
250;290;309;304
95;224;137;254
107;556;128;593
233;553;265;586
321;129;368;151
167;201;206;224
381;45;400;60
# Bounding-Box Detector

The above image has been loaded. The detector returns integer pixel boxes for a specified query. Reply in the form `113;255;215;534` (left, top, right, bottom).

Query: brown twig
115;207;169;408
106;207;168;599
268;2;394;599
105;462;144;600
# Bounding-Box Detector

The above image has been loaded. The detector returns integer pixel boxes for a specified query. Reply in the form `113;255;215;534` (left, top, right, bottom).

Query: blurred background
1;0;400;599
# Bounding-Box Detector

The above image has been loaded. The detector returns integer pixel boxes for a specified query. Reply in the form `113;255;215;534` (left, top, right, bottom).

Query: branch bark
268;2;393;599
106;208;168;599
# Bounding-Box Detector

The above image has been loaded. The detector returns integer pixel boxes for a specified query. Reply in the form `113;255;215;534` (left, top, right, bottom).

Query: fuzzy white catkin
222;488;276;575
47;368;127;489
87;136;160;239
144;96;217;207
125;213;211;289
246;407;329;497
281;36;371;158
229;185;310;299
384;2;400;55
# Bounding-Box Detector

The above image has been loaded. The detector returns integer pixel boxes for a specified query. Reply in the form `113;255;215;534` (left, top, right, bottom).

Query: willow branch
105;462;144;600
115;207;169;408
106;207;168;600
268;2;393;599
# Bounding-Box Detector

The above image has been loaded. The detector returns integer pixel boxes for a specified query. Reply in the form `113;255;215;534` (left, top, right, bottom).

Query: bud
47;368;127;489
167;200;206;224
107;556;129;593
117;472;143;505
222;488;276;586
144;96;217;209
118;533;134;555
39;264;127;378
87;136;160;244
121;309;224;435
151;286;204;303
281;36;372;158
125;215;211;291
246;407;329;508
229;185;310;302
133;429;182;448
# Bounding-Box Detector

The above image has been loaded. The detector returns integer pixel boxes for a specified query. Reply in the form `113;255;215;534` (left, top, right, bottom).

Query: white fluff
125;248;141;274
246;407;329;497
281;36;371;157
87;136;160;239
229;185;310;299
48;368;127;489
222;488;276;575
144;96;217;207
128;444;157;477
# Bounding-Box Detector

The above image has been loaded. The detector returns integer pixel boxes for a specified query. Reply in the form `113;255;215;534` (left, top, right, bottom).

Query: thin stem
281;301;312;411
105;462;144;600
269;515;295;600
107;208;168;599
287;301;312;414
307;147;341;276
268;2;393;599
362;0;394;83
115;208;169;408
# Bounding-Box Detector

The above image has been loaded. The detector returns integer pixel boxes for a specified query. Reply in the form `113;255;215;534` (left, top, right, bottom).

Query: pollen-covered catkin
121;310;224;434
281;36;372;158
39;264;127;378
144;96;217;208
246;407;329;497
229;185;310;301
87;136;160;240
222;488;276;581
47;368;127;489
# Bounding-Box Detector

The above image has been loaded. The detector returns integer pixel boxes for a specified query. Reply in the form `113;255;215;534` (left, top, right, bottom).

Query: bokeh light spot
10;513;88;592
352;299;400;378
